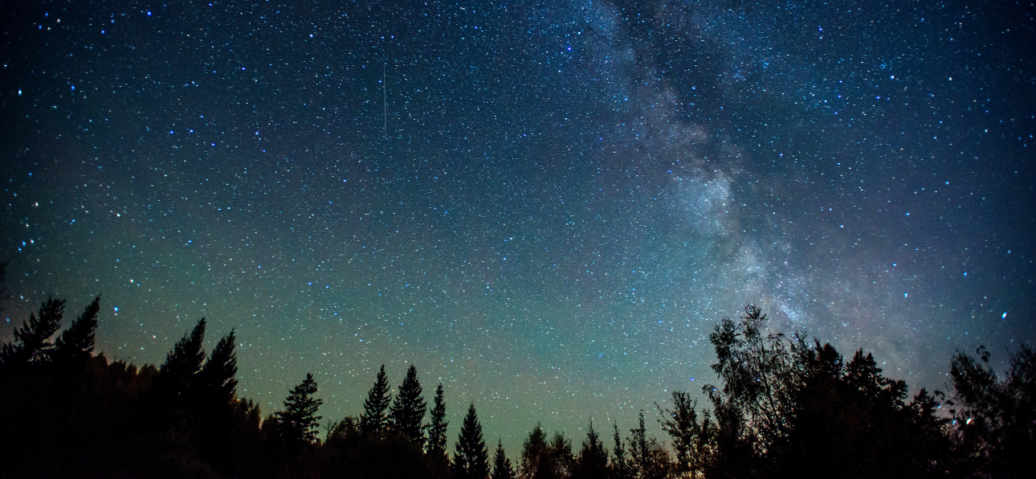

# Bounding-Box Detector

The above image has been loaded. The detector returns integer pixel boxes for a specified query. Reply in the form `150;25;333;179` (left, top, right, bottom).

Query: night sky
2;0;1034;453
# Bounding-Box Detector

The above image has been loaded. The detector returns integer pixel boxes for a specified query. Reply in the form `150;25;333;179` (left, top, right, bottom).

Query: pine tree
150;318;207;425
545;431;573;479
198;329;238;406
0;297;65;367
492;439;515;479
610;423;633;479
628;414;646;478
427;382;450;469
520;424;547;479
454;403;489;479
194;329;240;472
360;364;392;436
275;373;323;447
52;296;100;367
571;420;608;479
158;318;207;392
389;364;427;445
628;411;670;479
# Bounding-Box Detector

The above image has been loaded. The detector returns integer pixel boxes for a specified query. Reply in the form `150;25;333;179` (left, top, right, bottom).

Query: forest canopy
0;294;1031;479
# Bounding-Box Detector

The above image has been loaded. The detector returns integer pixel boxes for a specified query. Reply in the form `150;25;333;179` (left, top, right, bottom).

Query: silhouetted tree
0;297;65;367
520;424;548;479
52;296;99;367
454;403;489;479
198;329;238;406
519;426;574;479
493;439;516;479
194;329;240;473
706;305;797;453
360;365;392;437
427;382;450;470
701;389;755;479
275;372;323;448
547;431;573;479
571;421;608;479
609;423;633;479
628;412;669;479
765;339;954;478
154;318;207;409
390;364;427;446
659;391;712;478
950;344;1035;478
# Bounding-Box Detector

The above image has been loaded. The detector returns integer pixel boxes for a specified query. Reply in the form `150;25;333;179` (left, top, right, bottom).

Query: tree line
0;289;1031;478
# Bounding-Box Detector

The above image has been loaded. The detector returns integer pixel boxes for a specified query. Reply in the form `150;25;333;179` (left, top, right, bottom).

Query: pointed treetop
492;439;515;479
1;297;65;366
360;364;392;436
155;318;208;407
427;382;450;468
389;364;427;445
455;403;489;479
199;328;238;404
276;372;323;446
53;296;100;366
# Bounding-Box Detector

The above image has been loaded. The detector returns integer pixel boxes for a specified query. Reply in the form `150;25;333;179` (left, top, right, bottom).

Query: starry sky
1;0;1034;453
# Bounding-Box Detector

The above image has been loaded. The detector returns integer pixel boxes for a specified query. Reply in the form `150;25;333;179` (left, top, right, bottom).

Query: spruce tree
198;329;238;405
520;423;547;479
389;364;427;445
454;403;489;479
151;318;207;423
571;421;608;479
359;364;392;436
0;297;65;366
52;296;100;367
275;373;323;446
492;439;515;479
427;382;450;468
610;423;633;479
546;432;573;479
159;318;207;391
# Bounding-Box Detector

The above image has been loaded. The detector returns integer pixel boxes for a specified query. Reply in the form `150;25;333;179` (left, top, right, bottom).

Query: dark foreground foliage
1;294;1032;479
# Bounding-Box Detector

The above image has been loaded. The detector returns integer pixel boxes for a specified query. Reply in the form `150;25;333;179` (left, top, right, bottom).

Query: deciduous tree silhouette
628;412;670;479
701;306;952;478
454;403;489;479
360;365;392;437
390;364;427;446
706;305;796;452
950;344;1035;478
659;391;712;478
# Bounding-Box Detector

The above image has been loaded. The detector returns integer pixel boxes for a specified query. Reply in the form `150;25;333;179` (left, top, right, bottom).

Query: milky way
2;0;1033;453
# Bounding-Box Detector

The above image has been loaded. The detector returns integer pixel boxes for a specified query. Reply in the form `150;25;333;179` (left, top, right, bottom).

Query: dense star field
1;0;1033;453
